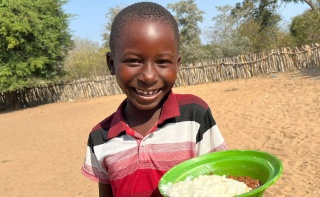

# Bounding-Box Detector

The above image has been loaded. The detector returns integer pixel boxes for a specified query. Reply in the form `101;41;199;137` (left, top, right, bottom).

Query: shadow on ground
286;67;320;80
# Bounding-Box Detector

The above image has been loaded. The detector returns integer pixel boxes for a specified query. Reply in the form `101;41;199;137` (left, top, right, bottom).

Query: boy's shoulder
173;93;209;109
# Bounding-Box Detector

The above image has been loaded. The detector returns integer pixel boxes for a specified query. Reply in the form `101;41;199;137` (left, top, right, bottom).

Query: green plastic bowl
159;149;283;197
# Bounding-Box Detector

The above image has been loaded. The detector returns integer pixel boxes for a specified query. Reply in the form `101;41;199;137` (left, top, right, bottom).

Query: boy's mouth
133;88;161;97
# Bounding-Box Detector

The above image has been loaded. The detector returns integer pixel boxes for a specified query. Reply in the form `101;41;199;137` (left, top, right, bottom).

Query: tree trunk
304;0;320;12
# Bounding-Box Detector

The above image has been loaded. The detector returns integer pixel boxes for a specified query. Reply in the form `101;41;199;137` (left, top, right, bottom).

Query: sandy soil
1;68;319;197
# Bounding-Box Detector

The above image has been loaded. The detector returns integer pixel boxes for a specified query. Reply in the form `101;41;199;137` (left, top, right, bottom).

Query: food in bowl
158;150;283;197
226;175;262;190
162;174;252;197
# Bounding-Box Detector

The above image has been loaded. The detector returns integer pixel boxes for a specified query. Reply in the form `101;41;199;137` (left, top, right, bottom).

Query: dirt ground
1;68;319;197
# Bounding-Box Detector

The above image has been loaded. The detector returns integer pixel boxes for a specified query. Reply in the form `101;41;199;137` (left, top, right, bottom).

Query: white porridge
161;174;252;197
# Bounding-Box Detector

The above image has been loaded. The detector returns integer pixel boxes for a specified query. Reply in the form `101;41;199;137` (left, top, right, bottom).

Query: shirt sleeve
196;107;228;156
81;134;111;184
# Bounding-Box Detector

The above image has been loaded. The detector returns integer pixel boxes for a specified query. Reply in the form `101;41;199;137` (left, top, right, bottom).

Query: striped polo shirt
81;91;228;196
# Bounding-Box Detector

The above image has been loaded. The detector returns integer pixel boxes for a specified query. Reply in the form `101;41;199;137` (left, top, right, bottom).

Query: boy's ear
106;52;115;75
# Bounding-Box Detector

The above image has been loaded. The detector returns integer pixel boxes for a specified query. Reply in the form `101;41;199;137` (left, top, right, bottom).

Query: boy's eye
157;60;170;66
125;59;141;64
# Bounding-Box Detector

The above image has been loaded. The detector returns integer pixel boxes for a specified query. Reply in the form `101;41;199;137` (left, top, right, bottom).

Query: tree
290;9;320;45
282;0;320;11
231;0;284;52
280;0;320;46
102;5;125;49
64;37;109;80
0;0;73;91
206;5;251;58
167;0;205;65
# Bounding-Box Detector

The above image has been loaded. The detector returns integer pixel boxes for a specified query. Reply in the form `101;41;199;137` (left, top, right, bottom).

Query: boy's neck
124;102;162;137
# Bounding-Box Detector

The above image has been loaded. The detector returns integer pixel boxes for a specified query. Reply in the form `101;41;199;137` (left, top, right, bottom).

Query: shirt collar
158;90;180;124
107;90;180;139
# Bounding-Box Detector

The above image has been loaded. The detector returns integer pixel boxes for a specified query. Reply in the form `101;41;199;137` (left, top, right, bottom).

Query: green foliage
230;0;283;52
167;0;206;65
290;9;320;45
63;37;109;80
0;0;73;91
206;0;303;57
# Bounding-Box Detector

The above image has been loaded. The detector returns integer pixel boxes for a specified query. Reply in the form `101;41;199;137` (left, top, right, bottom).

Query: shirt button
140;142;145;147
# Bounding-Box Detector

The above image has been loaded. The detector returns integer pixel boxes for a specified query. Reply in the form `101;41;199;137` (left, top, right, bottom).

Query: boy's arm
99;183;113;197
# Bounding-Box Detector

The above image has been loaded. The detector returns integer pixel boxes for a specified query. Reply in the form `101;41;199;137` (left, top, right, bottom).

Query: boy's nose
138;63;158;84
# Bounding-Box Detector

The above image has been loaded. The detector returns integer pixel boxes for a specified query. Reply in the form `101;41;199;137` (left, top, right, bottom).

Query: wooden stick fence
1;43;319;111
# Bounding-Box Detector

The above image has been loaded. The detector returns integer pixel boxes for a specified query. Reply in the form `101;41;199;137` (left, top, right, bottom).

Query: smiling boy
81;2;228;197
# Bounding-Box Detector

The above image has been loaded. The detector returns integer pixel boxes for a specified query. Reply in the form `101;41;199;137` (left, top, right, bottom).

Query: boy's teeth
135;88;158;95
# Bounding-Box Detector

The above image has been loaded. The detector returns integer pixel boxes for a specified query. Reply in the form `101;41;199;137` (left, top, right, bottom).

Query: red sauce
227;175;262;189
209;172;262;190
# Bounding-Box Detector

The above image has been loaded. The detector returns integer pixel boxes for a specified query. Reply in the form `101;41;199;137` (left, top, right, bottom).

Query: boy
81;2;228;197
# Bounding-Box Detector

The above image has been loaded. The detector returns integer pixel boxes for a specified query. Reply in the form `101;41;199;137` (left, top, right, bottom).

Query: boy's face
107;20;181;111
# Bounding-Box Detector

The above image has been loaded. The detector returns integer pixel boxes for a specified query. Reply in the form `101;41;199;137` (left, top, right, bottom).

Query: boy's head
109;2;180;54
107;2;181;111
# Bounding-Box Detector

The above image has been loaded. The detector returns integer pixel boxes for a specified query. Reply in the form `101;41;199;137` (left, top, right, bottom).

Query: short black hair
109;2;180;53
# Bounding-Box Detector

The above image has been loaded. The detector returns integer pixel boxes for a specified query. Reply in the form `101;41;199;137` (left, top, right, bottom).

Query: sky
63;0;310;45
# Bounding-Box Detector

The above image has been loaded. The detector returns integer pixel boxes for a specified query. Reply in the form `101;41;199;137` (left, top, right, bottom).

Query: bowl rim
158;149;284;197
